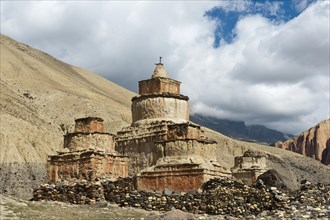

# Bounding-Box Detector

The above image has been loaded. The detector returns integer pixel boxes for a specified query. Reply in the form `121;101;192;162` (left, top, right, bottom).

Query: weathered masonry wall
64;133;115;152
153;139;218;164
75;117;104;133
136;163;230;192
137;165;208;192
231;150;267;185
116;122;206;176
139;78;181;95
48;151;128;182
132;95;189;125
47;117;129;183
232;171;258;185
116;122;171;175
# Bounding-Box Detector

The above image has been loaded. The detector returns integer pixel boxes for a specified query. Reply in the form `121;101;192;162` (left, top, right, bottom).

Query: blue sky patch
205;0;316;47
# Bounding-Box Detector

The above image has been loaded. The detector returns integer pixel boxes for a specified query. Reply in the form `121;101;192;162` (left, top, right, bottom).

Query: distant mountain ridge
190;114;293;144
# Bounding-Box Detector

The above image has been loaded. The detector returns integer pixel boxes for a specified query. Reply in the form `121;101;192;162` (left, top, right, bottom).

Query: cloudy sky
1;0;329;135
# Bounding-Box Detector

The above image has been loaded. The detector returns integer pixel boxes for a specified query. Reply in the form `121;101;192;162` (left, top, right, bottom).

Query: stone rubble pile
32;180;105;204
256;180;330;219
32;178;330;218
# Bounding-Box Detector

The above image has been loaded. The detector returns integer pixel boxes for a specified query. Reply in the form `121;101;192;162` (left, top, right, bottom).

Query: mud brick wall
153;140;218;163
139;78;180;95
132;95;189;125
75;117;104;133
63;133;115;152
47;152;128;182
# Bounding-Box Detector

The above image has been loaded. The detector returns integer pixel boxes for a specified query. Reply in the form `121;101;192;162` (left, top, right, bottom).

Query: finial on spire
152;57;169;78
155;57;163;65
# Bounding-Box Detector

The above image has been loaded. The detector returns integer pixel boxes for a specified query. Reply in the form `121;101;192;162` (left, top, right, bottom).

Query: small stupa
47;117;128;182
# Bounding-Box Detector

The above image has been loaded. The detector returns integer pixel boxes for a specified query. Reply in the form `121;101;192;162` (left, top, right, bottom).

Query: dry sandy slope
0;34;329;199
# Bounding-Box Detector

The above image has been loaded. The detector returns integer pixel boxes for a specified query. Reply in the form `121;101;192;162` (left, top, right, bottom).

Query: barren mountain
1;34;329;199
274;119;330;165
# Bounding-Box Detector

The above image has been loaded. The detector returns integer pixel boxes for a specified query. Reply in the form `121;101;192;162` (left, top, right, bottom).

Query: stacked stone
201;178;285;216
295;180;330;207
32;180;105;204
257;180;330;219
32;178;330;218
102;178;135;204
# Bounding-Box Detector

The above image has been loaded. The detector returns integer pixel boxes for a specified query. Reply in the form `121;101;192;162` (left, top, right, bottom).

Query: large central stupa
131;62;189;125
116;60;229;191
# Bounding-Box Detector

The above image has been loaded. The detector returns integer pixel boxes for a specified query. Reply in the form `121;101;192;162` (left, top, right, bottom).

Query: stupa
116;59;229;191
47;117;128;182
231;150;267;185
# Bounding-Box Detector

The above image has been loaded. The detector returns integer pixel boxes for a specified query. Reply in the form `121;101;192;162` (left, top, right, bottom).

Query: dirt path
0;194;25;219
0;194;158;220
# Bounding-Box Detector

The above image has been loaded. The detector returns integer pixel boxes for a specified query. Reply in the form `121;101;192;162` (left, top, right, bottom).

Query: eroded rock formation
274;119;330;165
47;117;128;182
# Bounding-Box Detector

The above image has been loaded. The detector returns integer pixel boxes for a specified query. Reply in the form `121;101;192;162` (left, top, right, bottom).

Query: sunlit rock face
274;119;330;165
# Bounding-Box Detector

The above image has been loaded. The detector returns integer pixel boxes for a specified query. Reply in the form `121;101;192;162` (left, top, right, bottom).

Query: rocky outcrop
274;119;330;165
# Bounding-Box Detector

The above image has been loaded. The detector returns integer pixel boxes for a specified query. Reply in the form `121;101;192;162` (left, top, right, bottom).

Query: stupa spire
152;57;169;78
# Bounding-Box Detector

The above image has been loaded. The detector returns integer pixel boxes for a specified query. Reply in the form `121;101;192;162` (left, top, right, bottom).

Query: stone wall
32;177;330;218
136;163;228;192
63;133;115;152
139;78;180;95
167;123;204;140
137;166;206;192
131;95;189;125
47;150;128;182
116;121;171;143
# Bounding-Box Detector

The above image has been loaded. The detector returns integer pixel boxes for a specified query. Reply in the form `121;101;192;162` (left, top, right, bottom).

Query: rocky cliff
274;119;330;165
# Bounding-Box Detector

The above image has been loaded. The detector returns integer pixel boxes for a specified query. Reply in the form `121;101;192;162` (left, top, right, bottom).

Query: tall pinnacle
152;57;169;78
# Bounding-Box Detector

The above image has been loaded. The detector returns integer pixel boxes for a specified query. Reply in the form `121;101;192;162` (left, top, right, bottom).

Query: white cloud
1;1;329;134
